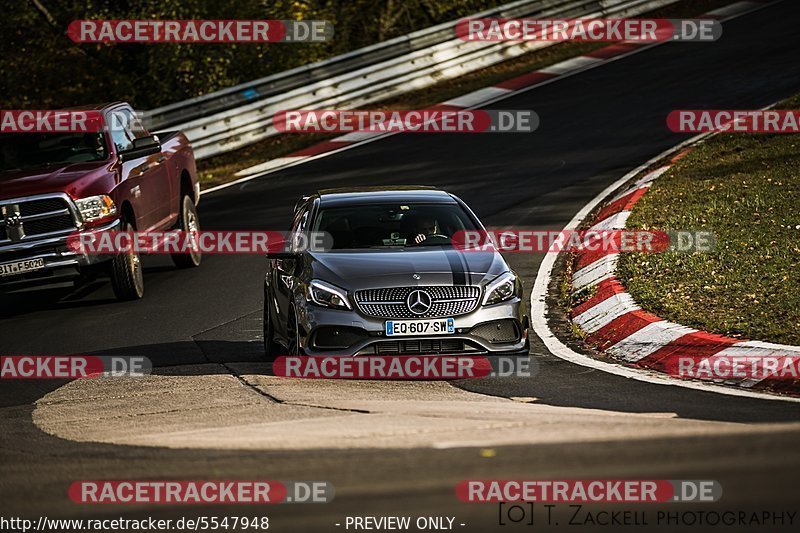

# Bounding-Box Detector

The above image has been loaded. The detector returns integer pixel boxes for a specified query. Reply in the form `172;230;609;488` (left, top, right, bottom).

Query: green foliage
618;94;800;345
1;0;506;109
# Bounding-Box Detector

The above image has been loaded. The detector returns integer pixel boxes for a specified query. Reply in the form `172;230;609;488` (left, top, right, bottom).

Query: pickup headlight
75;195;117;225
482;272;517;306
307;280;352;310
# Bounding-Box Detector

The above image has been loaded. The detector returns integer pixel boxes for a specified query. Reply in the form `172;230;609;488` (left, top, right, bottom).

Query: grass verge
196;0;737;188
618;93;800;346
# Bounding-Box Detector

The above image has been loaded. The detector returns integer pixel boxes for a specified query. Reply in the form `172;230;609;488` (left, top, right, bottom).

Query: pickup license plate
385;318;455;336
0;258;45;278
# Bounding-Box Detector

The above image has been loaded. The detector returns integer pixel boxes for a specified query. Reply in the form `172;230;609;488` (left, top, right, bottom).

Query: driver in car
413;217;441;244
87;132;107;159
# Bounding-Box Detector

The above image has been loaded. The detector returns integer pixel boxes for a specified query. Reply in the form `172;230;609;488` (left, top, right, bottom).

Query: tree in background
1;0;503;110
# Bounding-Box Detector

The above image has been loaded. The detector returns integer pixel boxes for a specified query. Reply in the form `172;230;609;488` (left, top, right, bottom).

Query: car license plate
385;318;455;336
0;258;45;277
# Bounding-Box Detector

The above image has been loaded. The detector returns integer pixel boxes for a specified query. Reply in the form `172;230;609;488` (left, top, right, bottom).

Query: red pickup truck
0;102;201;300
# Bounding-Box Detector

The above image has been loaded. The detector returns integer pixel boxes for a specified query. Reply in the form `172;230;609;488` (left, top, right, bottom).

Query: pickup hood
0;161;116;201
309;248;509;290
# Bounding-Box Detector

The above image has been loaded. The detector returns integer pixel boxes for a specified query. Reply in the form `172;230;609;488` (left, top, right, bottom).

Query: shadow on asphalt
3;336;795;424
455;351;800;424
0;262;178;317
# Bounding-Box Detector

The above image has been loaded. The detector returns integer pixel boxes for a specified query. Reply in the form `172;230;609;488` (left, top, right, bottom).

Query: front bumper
0;219;121;285
295;297;528;356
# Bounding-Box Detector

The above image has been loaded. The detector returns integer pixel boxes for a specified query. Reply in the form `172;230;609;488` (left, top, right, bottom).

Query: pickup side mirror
119;134;161;162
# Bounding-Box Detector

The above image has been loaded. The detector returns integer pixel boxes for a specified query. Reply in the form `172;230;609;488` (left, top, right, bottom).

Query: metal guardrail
145;0;679;160
144;0;574;128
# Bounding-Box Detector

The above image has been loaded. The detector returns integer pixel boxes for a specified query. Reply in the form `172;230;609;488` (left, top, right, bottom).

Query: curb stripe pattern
569;155;800;395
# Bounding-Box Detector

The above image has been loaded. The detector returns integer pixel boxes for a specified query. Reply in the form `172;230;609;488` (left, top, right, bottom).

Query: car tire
171;195;202;268
109;220;144;300
286;305;300;356
263;285;281;360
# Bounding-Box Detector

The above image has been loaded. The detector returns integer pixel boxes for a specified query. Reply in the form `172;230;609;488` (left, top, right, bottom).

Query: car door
273;203;309;339
109;108;172;231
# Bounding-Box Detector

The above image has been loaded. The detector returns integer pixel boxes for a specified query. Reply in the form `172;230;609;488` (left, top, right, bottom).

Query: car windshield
0;132;109;174
312;202;479;249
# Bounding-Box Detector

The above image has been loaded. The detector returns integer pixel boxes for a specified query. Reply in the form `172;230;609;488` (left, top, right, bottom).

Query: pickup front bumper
0;219;121;285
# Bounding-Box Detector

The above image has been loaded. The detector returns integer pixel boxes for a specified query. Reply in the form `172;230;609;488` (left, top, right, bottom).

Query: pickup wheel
109;220;144;300
171;195;202;268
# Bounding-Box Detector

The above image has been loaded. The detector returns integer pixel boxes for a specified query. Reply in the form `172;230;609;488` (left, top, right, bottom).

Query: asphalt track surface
2;2;800;531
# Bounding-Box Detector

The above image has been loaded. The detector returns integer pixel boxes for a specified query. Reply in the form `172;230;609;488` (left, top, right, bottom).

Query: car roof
316;186;456;207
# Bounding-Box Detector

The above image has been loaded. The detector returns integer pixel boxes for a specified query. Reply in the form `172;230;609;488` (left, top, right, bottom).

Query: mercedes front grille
354;286;481;319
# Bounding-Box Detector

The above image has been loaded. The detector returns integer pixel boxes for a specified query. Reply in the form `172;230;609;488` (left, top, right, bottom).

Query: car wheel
171;195;202;268
286;305;300;356
263;285;281;360
109;220;144;300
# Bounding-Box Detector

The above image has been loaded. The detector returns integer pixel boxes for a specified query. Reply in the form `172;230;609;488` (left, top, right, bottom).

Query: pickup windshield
0;132;108;173
313;203;479;249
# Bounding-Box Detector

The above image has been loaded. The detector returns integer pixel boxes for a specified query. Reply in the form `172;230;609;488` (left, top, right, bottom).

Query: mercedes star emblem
406;289;432;315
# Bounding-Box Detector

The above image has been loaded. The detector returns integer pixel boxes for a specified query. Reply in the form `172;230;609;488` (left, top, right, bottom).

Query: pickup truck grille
0;196;78;245
20;198;67;216
354;286;481;319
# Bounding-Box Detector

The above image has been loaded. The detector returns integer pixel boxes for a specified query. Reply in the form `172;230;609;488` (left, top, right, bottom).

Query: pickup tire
109;220;144;300
171;195;202;268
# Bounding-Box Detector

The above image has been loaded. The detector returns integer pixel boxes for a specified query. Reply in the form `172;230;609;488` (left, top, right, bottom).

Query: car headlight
75;195;117;225
482;271;517;306
307;280;352;310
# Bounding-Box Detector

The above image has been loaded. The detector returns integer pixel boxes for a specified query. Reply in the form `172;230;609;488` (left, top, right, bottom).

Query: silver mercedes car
263;187;529;358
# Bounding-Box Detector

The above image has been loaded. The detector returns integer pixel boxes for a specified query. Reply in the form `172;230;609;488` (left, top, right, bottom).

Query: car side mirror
267;251;299;260
269;252;302;276
119;134;161;162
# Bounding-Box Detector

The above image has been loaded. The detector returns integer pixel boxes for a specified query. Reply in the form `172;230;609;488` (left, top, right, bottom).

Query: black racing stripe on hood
444;248;468;285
